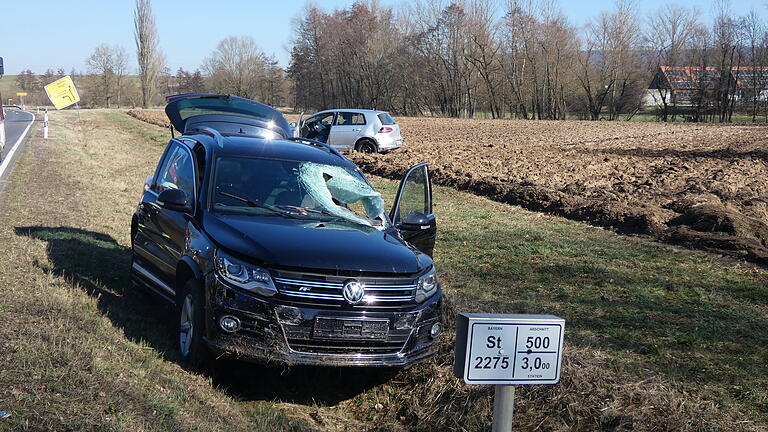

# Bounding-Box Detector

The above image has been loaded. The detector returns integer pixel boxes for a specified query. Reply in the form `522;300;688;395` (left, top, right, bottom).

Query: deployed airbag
298;162;386;227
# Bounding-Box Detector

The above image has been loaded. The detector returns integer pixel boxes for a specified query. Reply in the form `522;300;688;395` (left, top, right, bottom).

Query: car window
377;113;396;125
154;143;195;196
319;113;335;126
336;112;366;126
394;166;429;223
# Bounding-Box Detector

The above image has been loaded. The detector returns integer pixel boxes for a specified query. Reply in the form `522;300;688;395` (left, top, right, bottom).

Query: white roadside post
43;109;49;139
454;314;565;431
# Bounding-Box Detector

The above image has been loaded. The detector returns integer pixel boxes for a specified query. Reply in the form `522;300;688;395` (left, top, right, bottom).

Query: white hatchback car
291;109;403;153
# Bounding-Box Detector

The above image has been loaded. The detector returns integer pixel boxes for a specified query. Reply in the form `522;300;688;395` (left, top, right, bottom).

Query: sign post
454;314;565;431
16;92;27;108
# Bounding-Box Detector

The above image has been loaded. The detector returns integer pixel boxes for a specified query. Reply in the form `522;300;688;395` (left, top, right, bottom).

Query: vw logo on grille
342;280;365;304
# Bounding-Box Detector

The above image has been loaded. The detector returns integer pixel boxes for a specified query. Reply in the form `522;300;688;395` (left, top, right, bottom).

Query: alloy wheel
179;294;194;357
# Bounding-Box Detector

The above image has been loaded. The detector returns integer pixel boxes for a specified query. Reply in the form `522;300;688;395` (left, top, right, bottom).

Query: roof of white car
313;109;388;115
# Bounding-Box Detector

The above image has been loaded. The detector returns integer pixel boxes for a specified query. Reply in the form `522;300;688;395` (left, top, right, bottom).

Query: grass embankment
0;111;312;431
0;110;766;431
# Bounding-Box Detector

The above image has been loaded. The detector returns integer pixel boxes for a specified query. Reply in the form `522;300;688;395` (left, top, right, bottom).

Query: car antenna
188;126;224;148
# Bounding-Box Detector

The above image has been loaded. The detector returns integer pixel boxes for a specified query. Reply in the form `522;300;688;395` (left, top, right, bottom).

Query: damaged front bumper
204;276;442;367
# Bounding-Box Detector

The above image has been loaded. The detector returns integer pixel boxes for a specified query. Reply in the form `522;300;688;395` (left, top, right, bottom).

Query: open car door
389;163;436;257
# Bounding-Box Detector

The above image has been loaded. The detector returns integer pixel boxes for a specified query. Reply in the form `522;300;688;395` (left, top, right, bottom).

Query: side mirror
157;188;191;213
289;122;297;128
144;176;152;192
397;211;435;231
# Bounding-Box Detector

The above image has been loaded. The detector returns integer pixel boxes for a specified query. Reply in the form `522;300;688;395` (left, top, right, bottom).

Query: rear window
337;112;366;126
174;99;275;123
377;113;396;125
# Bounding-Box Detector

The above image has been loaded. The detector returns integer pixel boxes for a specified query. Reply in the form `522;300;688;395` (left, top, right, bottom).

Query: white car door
328;112;365;151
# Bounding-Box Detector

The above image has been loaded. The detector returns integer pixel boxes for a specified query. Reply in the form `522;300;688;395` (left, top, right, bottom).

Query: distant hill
0;75;21;103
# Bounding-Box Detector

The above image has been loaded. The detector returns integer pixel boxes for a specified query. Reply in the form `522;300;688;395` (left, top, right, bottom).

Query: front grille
286;338;407;354
272;269;418;309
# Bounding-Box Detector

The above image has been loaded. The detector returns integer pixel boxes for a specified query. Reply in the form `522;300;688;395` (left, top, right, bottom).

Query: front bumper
204;276;442;367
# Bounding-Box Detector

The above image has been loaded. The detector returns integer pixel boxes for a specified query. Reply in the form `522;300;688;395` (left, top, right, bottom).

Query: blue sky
0;0;765;75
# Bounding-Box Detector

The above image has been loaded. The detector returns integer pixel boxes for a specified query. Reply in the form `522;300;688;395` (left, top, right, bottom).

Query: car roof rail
186;126;224;148
286;137;344;159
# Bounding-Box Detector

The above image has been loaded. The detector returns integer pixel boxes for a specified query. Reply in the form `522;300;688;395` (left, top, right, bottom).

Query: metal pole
492;385;515;432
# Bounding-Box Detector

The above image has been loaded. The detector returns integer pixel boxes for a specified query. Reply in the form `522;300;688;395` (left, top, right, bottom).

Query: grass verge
0;110;312;431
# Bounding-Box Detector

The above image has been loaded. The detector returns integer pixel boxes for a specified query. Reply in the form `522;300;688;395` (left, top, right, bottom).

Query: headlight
215;249;277;297
415;267;438;303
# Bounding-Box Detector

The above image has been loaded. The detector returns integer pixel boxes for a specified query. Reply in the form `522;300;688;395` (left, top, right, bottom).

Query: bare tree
712;0;740;122
739;9;766;122
576;0;644;120
87;44;115;107
465;0;503;118
203;36;284;104
113;46;129;108
134;0;162;108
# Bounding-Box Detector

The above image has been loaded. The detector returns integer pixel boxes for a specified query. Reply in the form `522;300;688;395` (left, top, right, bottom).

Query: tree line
289;0;768;122
9;0;768;122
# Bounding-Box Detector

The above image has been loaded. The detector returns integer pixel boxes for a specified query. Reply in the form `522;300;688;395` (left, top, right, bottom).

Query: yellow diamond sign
44;76;80;110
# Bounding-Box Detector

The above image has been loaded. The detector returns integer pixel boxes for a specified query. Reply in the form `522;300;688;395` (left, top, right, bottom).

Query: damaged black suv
130;94;442;368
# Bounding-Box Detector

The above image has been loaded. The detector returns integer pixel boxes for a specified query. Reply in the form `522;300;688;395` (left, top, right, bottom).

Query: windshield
211;157;388;228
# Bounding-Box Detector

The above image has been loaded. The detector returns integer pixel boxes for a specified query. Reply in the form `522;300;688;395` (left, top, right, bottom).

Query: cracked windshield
212;157;387;228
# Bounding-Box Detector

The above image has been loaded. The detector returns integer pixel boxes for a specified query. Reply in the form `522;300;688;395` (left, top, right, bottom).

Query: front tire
177;279;210;370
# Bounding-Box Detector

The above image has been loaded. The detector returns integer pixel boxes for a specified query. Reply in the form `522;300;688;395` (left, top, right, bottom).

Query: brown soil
350;117;768;264
127;108;171;127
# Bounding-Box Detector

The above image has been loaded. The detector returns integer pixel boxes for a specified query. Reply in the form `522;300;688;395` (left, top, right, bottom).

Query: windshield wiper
280;205;373;227
218;191;300;219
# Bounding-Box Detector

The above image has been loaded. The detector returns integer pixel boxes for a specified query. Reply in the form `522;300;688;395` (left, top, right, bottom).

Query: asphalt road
0;108;35;194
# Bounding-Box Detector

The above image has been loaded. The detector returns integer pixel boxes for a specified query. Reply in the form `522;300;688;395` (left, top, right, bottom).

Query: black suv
131;94;442;367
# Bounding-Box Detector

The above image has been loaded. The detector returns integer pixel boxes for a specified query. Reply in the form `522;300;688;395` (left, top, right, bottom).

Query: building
646;66;723;107
646;65;768;108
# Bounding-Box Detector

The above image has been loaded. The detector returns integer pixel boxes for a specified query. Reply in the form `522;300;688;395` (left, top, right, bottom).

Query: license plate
313;317;389;339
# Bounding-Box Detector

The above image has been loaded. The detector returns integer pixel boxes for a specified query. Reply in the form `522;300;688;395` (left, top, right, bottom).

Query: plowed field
352;118;768;263
128;110;768;263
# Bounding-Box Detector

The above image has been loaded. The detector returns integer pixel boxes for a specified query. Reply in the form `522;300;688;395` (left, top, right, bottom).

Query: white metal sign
454;314;564;385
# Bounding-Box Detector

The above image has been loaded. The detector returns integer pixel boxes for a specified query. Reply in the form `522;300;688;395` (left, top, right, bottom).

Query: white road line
0;112;35;179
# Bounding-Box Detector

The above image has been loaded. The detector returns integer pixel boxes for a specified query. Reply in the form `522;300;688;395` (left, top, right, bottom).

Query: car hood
203;213;431;274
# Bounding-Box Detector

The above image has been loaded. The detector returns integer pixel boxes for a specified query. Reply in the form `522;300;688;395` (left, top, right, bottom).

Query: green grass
381;180;768;391
0;109;766;430
353;179;768;430
103;111;171;146
629;110;768;123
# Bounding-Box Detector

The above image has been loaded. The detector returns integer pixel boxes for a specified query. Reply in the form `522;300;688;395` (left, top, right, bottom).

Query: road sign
0;57;4;76
454;314;565;385
44;76;80;110
16;92;27;96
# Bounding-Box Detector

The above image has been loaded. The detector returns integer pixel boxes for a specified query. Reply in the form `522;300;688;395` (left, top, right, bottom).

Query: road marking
0;111;35;179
